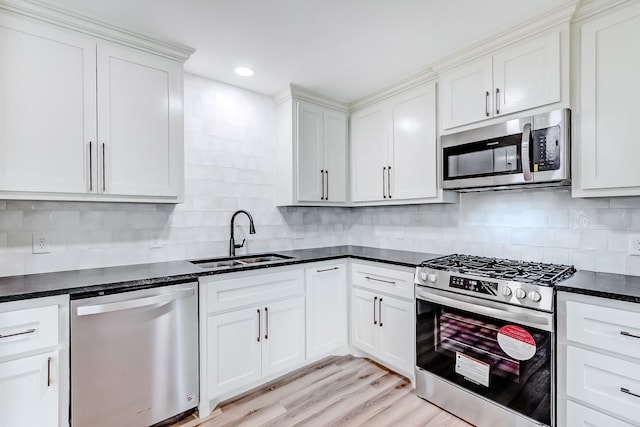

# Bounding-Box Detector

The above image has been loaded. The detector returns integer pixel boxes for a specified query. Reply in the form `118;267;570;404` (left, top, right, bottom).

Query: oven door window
416;298;552;426
443;133;522;181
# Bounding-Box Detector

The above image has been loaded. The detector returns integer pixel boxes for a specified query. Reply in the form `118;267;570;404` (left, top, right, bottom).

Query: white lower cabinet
305;263;348;359
350;262;415;378
558;291;640;427
200;268;306;413
0;352;58;427
0;295;69;427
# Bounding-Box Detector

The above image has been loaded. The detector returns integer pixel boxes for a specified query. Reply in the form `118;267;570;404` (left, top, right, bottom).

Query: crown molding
0;0;195;62
572;0;632;22
431;1;578;74
349;69;437;112
272;84;349;112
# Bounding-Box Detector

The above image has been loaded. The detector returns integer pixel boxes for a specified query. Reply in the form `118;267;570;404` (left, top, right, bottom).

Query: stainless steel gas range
414;254;576;427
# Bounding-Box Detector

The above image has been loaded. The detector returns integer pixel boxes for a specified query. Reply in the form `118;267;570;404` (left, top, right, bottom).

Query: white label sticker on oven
455;352;490;387
497;325;536;361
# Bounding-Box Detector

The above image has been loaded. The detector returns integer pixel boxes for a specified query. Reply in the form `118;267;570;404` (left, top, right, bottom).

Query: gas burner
422;254;576;286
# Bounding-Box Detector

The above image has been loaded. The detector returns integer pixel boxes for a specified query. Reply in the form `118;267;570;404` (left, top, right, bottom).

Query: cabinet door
350;107;387;202
493;32;560;117
0;352;58;427
351;288;379;356
579;4;640;191
566;400;635;427
296;100;324;202
439;57;492;129
261;297;305;378
305;264;347;359
207;307;262;398
323;109;347;202
390;83;438;200
378;296;415;375
0;14;96;194
97;43;183;198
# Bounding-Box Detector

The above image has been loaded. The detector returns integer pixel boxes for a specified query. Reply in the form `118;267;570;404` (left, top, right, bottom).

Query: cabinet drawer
206;269;304;313
566;346;640;424
566;400;634;427
566;301;640;360
0;305;58;358
351;262;414;299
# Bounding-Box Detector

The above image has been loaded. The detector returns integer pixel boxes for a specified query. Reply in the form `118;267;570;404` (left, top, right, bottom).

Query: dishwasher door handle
76;288;195;316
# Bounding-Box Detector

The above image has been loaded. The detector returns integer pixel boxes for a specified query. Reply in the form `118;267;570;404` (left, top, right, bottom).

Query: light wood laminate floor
179;355;473;427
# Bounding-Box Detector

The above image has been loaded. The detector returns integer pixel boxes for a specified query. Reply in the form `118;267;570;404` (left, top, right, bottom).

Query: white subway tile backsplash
579;230;608;251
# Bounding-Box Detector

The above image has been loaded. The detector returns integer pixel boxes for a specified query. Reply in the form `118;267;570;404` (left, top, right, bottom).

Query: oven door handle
415;287;553;331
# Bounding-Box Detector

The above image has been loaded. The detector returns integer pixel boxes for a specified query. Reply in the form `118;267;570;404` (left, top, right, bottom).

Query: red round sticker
497;325;536;360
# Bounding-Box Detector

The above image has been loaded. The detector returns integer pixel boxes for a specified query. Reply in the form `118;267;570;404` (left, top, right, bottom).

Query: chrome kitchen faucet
229;210;256;256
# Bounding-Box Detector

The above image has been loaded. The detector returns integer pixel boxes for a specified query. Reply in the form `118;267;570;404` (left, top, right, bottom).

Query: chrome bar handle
521;123;532;181
495;88;500;115
0;328;36;339
621;387;640;399
101;143;106;192
382;167;387;198
485;91;490;117
379;298;383;327
325;170;329;200
621;331;640;339
317;267;339;273
47;357;52;387
373;296;378;325
88;141;93;191
320;170;325;200
264;307;269;340
257;309;261;342
365;276;396;285
387;166;392;199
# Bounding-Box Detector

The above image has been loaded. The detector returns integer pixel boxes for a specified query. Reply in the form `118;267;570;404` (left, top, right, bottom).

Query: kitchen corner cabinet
350;82;454;205
200;269;305;412
305;263;348;360
439;31;560;130
276;92;348;206
557;292;640;427
350;262;415;378
0;9;188;203
573;2;640;197
0;295;69;427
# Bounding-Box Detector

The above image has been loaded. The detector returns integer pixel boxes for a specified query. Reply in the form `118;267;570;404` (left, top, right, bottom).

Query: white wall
0;73;639;277
349;189;640;275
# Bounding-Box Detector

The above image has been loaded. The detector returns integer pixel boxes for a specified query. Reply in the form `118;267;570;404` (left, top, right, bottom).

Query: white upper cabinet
440;31;561;130
351;82;454;205
0;5;192;202
0;14;96;195
574;2;640;197
276;92;348;205
97;43;184;198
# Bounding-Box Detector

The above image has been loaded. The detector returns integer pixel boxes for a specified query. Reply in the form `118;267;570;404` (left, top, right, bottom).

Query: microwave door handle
521;123;532;181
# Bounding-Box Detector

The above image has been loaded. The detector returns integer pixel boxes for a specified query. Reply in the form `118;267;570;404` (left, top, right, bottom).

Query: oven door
415;286;554;426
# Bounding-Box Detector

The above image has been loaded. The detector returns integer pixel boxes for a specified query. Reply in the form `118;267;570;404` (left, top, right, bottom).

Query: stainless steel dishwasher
70;281;198;427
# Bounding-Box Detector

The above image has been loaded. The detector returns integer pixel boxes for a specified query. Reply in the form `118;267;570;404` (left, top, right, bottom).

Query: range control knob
515;288;527;300
501;286;512;297
528;291;542;302
420;272;428;281
427;273;438;283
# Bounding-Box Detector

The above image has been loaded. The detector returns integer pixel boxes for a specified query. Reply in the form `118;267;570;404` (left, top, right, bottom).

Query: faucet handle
234;239;246;249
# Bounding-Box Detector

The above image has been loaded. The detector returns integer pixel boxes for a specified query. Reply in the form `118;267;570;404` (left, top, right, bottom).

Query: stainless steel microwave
441;109;570;191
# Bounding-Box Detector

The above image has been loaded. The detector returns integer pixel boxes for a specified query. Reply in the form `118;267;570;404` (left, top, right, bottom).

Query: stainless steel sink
190;253;292;270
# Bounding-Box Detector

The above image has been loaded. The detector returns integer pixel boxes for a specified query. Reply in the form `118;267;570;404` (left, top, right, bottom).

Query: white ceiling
44;0;571;102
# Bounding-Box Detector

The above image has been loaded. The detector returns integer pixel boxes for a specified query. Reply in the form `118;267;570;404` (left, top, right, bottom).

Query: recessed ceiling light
234;66;254;77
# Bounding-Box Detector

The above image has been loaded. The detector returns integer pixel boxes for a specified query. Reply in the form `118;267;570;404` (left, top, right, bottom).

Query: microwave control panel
532;126;560;172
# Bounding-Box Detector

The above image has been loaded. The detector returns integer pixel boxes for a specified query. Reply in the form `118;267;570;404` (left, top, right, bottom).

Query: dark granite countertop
557;270;640;304
0;245;441;303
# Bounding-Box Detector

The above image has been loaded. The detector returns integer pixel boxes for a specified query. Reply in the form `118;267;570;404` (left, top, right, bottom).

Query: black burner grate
422;254;576;286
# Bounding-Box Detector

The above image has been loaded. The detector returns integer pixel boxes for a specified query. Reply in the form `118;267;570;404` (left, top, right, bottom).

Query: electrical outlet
32;233;51;254
628;234;640;256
